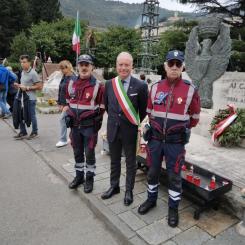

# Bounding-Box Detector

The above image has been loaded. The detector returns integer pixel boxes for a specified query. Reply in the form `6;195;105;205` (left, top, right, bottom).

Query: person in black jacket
101;52;148;206
56;60;76;147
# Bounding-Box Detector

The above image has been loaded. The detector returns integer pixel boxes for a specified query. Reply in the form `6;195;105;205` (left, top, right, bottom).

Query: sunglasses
167;60;183;68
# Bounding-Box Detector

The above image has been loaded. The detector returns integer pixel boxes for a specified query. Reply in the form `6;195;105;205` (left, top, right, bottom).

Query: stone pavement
2;113;245;245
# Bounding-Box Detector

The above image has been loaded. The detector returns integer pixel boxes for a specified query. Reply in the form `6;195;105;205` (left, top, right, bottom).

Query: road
0;119;118;245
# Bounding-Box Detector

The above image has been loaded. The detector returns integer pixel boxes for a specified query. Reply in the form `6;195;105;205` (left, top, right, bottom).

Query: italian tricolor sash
112;76;140;126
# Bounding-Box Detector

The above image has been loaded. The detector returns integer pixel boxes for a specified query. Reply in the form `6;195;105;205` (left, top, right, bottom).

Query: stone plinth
236;189;245;236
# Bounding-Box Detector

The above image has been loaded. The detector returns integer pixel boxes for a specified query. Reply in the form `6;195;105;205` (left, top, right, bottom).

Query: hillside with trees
59;0;194;27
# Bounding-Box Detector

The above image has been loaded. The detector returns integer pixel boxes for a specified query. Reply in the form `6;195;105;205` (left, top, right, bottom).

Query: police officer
138;50;200;227
66;54;105;193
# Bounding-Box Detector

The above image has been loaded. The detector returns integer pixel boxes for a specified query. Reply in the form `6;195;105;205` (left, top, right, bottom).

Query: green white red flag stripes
72;11;81;54
112;76;140;126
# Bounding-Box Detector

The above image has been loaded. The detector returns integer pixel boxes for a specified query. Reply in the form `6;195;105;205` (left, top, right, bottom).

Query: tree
155;30;188;65
95;26;141;69
0;0;31;57
28;0;63;24
9;18;86;63
173;19;198;34
9;32;36;61
177;0;245;27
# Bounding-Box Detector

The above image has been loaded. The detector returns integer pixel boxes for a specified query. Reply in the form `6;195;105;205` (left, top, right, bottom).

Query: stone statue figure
185;15;231;108
85;29;96;55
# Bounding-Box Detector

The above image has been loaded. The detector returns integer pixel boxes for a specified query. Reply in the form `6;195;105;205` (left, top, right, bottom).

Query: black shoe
27;132;38;140
101;186;120;200
124;190;133;206
84;176;94;193
168;207;179;228
69;176;84;189
138;199;157;215
14;132;27;140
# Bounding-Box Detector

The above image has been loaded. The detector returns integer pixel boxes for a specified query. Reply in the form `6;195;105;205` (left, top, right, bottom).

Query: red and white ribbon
211;105;238;143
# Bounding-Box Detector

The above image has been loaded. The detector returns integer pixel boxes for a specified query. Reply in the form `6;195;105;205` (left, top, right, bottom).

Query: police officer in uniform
101;52;148;206
66;54;105;193
138;50;200;227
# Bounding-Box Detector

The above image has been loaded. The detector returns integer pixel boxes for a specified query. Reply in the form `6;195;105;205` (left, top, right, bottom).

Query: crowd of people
0;50;201;228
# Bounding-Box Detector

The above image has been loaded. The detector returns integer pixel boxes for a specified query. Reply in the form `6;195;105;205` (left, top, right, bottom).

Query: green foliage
28;0;62;24
95;26;141;68
59;0;195;28
0;0;31;57
229;51;245;72
5;62;21;72
10;18;86;63
173;19;198;34
229;36;245;71
232;40;245;52
9;32;36;62
177;0;245;27
103;68;117;80
155;29;188;65
231;27;245;40
210;108;245;147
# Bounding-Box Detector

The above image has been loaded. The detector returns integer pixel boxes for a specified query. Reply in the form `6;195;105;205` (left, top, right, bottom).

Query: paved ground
1;113;245;245
0;120;118;245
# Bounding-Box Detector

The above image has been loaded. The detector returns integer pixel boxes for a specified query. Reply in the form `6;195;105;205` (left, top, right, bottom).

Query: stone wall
213;72;245;110
183;72;245;110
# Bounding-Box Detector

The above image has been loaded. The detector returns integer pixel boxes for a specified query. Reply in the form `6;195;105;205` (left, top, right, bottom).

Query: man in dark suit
101;52;148;205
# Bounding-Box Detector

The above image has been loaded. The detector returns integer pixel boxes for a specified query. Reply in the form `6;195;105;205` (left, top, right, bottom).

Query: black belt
73;118;94;127
74;114;102;128
152;129;185;144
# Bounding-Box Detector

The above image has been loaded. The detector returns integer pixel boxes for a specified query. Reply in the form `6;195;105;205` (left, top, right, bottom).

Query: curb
3;119;145;245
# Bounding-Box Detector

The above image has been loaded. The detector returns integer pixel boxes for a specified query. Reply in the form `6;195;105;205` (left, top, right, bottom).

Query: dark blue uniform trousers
146;139;185;209
70;126;97;178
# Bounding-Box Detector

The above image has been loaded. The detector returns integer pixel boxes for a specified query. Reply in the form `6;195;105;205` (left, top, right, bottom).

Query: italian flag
72;12;81;54
112;76;140;126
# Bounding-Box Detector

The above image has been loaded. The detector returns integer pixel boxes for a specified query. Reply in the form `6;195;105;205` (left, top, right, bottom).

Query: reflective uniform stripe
184;85;195;115
68;79;75;96
148;184;159;190
75;162;84;171
86;164;96;173
151;83;158;105
147;183;159;193
168;189;181;201
146;108;152;113
91;80;100;107
191;113;200;119
69;103;99;110
151;110;190;121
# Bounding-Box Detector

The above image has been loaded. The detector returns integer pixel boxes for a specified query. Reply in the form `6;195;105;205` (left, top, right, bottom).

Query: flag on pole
72;12;81;54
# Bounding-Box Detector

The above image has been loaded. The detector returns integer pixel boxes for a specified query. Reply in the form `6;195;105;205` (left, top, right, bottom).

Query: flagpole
76;10;79;73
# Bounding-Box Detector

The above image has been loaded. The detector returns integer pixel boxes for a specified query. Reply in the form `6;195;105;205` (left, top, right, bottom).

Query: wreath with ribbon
210;105;245;147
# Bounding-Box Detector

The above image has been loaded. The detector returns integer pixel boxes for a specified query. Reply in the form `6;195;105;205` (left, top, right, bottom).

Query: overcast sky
119;0;195;12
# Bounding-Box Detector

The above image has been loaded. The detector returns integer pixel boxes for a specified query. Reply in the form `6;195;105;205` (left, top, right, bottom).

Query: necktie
122;80;127;92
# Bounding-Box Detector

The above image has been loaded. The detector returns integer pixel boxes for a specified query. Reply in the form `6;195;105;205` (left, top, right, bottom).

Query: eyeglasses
167;60;183;68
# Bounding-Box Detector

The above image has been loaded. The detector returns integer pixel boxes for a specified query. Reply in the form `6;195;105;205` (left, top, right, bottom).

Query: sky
119;0;195;12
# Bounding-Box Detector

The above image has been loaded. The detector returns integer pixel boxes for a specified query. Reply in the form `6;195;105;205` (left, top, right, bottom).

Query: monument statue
185;15;231;108
85;29;96;55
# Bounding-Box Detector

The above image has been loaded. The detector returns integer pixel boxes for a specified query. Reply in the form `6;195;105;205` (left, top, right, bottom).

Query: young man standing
14;55;42;140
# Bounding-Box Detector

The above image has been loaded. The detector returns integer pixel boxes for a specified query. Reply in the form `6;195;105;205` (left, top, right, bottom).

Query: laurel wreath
210;108;245;147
